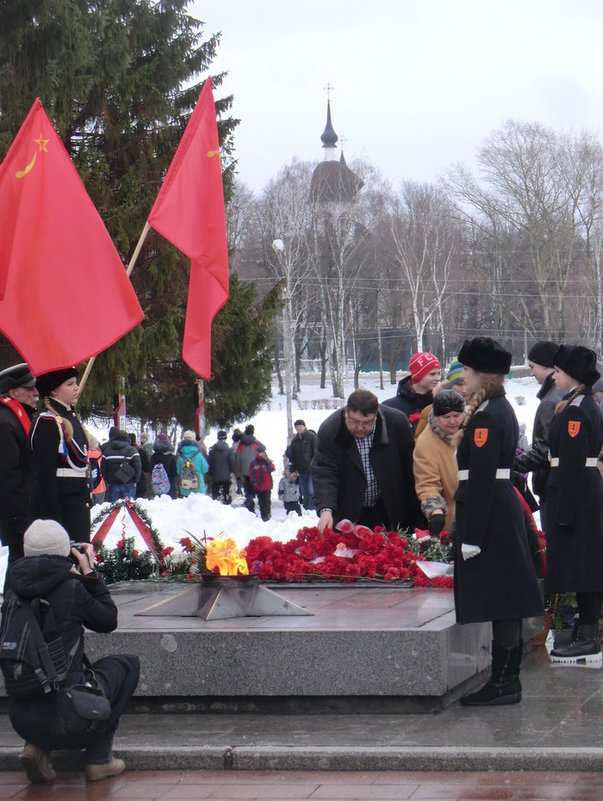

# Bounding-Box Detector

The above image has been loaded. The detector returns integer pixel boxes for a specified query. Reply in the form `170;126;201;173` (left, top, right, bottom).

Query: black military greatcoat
454;388;543;624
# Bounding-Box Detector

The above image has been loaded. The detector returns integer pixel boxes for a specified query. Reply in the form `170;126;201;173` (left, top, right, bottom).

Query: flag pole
78;222;151;398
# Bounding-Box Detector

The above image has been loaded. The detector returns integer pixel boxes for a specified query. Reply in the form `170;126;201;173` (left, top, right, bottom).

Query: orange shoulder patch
568;420;581;438
474;428;488;448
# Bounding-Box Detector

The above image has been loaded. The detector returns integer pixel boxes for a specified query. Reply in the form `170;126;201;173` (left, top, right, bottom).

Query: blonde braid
44;396;74;443
454;374;505;446
554;384;585;416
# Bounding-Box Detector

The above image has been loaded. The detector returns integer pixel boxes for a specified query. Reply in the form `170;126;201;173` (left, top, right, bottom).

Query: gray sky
191;0;603;194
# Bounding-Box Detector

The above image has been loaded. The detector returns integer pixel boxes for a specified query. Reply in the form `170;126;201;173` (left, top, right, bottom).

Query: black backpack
0;593;74;698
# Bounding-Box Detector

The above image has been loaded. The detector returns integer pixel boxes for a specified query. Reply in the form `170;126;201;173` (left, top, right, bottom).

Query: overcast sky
191;0;603;194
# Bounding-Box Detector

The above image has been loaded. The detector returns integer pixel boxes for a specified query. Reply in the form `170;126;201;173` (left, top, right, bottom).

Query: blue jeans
298;473;314;510
106;483;136;503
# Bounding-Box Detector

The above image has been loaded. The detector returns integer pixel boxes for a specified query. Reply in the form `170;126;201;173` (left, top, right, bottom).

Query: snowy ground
0;371;540;586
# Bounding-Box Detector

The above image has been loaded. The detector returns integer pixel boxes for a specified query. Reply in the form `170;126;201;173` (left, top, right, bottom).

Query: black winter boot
550;623;601;664
461;641;522;706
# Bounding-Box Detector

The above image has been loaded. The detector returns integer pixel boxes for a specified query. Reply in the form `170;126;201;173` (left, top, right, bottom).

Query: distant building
310;100;363;203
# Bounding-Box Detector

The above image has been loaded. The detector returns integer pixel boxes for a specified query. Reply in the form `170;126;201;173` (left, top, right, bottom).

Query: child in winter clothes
176;430;209;497
278;469;302;516
248;447;274;521
150;434;178;498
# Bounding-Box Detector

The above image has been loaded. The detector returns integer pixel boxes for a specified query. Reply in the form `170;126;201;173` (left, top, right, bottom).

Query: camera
68;541;87;563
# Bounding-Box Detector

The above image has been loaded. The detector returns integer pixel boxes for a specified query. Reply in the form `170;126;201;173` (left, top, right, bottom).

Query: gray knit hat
23;520;71;558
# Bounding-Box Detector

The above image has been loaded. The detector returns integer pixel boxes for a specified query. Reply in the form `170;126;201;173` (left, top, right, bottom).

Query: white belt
458;468;510;481
57;467;88;478
549;457;598;468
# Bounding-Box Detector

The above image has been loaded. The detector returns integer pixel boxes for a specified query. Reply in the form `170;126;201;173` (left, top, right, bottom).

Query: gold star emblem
34;132;49;152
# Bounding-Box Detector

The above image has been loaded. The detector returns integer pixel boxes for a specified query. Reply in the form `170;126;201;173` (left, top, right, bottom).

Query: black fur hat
458;337;512;375
432;389;465;417
35;367;78;398
527;341;558;368
553;345;600;386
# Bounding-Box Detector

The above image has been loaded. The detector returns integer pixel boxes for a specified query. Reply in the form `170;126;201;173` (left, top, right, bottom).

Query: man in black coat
285;419;317;509
0;363;39;576
100;429;142;502
312;389;420;533
7;519;139;784
514;341;563;532
208;430;235;503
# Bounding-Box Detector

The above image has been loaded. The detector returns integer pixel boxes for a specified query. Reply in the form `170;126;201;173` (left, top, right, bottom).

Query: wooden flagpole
78;222;151;398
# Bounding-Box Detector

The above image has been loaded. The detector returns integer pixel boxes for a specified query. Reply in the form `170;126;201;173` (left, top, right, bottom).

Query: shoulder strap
21;600;61;692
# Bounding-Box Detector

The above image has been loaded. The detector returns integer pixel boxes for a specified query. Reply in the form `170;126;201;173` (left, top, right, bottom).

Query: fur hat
446;359;463;387
527;341;558;368
458;338;512;374
408;352;441;383
24;519;71;558
217;430;227;440
433;389;465;416
35;367;78;398
182;430;197;442
0;363;36;395
553;345;600;386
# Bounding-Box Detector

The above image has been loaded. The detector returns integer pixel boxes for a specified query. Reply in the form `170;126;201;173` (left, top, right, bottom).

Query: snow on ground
0;371;541;586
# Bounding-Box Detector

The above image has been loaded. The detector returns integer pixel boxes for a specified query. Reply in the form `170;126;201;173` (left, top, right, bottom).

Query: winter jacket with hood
8;555;117;680
382;375;434;431
176;441;209;495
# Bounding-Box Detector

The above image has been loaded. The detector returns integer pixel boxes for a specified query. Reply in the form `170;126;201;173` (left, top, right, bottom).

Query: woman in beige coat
413;389;465;536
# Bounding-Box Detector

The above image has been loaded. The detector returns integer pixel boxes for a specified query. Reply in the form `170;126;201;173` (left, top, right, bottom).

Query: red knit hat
408;352;441;383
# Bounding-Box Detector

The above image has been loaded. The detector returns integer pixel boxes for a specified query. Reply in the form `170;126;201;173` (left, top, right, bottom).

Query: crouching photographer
1;519;139;784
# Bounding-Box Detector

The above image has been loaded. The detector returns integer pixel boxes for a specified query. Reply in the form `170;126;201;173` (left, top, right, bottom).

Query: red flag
0;98;143;374
147;78;228;379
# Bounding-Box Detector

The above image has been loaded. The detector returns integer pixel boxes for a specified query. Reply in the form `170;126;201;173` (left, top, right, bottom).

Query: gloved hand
461;543;481;561
428;514;445;537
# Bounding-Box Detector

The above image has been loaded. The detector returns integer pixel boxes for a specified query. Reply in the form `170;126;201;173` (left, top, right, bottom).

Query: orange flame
206;537;249;576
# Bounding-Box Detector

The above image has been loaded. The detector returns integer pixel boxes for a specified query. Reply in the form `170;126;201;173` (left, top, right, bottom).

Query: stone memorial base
58;582;543;712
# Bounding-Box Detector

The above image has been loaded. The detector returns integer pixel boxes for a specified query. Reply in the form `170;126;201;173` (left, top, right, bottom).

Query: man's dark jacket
286;429;317;474
101;431;142;485
208;441;235;483
382;375;433;430
515;373;563;500
0;403;35;546
312;405;420;530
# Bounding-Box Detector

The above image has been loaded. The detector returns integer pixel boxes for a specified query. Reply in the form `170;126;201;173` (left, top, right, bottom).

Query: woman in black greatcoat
454;338;542;706
30;368;91;543
546;345;603;662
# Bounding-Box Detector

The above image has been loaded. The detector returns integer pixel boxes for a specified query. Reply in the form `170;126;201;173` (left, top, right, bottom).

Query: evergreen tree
0;0;267;426
204;274;278;428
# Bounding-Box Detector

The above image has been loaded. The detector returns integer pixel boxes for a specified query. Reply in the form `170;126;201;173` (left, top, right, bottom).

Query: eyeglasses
345;410;376;431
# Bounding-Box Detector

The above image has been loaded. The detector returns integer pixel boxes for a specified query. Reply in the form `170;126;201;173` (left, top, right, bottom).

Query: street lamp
272;239;294;442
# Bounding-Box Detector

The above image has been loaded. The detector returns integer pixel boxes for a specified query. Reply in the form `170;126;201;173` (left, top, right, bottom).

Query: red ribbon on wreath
92;499;160;560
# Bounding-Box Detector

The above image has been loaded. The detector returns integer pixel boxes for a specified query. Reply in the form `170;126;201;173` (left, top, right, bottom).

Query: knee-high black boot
461;640;523;706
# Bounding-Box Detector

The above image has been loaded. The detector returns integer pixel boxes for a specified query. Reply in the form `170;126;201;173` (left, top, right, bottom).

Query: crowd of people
0;335;602;784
